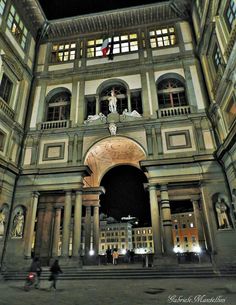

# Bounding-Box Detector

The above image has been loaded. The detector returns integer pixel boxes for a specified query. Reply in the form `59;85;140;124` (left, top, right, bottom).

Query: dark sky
38;0;160;19
99;165;151;226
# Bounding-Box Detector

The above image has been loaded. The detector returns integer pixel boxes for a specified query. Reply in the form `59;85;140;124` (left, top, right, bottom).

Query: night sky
38;0;161;19
99;165;151;226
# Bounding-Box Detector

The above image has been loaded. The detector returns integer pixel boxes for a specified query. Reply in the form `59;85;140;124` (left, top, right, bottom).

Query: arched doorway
100;165;150;225
83;136;149;261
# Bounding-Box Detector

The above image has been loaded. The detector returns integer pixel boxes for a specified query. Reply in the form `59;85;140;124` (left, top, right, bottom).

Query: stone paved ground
0;277;236;305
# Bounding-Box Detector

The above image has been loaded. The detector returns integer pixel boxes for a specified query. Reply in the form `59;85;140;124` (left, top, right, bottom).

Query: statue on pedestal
108;89;117;113
11;210;25;238
215;198;232;229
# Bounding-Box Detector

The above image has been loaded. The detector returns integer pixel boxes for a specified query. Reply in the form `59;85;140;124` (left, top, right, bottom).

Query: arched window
46;90;71;121
99;84;128;115
157;78;187;109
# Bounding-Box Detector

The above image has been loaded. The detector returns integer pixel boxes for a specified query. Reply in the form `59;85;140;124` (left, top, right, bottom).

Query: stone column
24;192;40;258
85;206;91;255
93;205;100;255
160;185;173;255
52;207;62;257
72;191;82;257
149;185;162;255
192;198;206;250
34;206;45;257
61;191;72;257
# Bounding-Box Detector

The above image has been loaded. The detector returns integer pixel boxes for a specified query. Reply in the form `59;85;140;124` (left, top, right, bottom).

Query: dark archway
100;165;150;226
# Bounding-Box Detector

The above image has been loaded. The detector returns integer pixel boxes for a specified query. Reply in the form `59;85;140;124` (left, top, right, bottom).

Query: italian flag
101;38;110;57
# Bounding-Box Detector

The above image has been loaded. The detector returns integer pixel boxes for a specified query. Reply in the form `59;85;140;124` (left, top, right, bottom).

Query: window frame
149;25;176;49
7;5;28;50
0;130;6;152
224;0;236;32
46;91;71;122
0;0;6;15
86;33;139;58
0;73;13;104
51;42;77;63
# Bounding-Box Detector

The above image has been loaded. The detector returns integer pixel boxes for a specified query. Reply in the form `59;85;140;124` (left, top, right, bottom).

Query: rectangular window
149;26;176;48
51;42;76;62
131;90;143;114
213;44;222;71
85;96;96;118
7;5;28;49
0;130;6;151
192;236;196;243
225;0;236;31
0;74;13;104
184;236;188;242
0;0;6;15
86;34;138;58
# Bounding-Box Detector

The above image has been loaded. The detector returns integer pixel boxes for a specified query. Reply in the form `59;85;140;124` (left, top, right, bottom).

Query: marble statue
122;109;142;117
215;198;231;229
11;210;24;238
108;89;117;113
0;210;6;237
84;113;106;124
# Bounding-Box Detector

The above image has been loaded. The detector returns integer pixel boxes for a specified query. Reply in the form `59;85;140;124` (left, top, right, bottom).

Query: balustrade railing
158;105;191;118
0;97;15;119
39;120;70;130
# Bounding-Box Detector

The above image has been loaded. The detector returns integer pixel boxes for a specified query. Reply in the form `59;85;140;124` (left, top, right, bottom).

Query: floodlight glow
193;245;201;253
89;249;95;256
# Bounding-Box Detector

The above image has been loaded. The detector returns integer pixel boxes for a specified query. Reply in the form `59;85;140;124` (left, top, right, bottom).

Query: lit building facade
132;227;154;254
172;212;200;253
0;0;235;269
99;221;132;255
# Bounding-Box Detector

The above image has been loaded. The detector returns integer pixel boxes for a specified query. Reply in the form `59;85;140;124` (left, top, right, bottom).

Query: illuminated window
0;0;6;15
0;74;13;104
51;42;76;62
225;0;236;31
149;26;176;48
157;78;187;108
213;44;222;71
7;5;28;49
46;91;71;121
190;223;194;228
86;34;138;58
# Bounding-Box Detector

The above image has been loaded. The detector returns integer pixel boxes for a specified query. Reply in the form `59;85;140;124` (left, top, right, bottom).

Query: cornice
45;2;190;39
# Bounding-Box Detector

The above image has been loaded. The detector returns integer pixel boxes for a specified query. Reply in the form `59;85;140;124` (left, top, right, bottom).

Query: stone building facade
0;0;235;269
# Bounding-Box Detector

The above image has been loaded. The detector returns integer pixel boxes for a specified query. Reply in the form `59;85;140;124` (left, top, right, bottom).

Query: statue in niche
122;109;142;117
0;210;6;237
108;89;117;113
215;198;232;229
11;210;25;238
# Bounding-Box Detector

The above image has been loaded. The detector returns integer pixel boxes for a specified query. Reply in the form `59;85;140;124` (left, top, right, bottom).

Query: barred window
225;0;236;31
86;34;138;58
0;74;13;104
149;26;176;48
0;0;6;15
51;42;76;62
213;44;222;71
7;5;28;49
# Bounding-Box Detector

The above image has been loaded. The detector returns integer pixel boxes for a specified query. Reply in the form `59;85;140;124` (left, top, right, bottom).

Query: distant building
132;227;154;254
172;212;200;253
99;220;133;255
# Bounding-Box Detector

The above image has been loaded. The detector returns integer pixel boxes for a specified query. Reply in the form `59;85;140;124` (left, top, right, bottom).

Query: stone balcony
157;105;191;118
0;97;15;120
38;120;70;130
